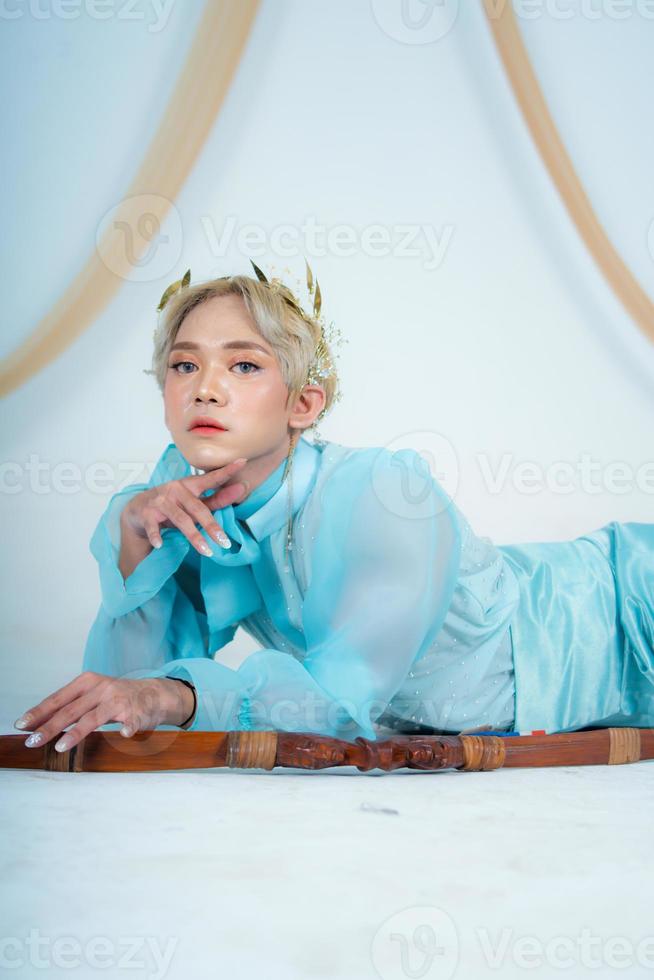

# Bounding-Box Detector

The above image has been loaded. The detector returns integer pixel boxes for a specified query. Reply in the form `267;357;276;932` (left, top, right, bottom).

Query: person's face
163;293;321;485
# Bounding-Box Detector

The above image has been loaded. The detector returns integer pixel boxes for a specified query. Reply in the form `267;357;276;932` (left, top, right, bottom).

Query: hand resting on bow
13;671;196;753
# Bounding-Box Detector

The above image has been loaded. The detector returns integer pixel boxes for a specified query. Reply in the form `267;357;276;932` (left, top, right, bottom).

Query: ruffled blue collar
231;455;287;522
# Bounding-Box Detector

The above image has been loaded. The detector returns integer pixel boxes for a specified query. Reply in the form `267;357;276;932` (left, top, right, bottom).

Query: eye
169;360;196;374
232;360;261;375
167;359;261;376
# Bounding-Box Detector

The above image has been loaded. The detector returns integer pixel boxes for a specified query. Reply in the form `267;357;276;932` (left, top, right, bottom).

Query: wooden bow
1;727;652;773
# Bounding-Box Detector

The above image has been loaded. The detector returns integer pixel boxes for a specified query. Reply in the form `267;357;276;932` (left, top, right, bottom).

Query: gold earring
282;431;299;571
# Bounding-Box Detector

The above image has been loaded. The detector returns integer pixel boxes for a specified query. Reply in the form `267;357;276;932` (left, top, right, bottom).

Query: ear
287;384;326;431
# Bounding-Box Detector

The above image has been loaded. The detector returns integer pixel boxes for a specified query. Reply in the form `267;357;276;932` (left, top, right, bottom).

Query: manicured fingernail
216;532;231;549
14;714;31;729
120;726;132;737
25;732;44;748
200;543;212;556
54;736;71;753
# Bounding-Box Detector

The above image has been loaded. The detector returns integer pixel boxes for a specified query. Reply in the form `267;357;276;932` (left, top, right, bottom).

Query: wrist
119;508;154;580
120;505;147;545
161;677;197;728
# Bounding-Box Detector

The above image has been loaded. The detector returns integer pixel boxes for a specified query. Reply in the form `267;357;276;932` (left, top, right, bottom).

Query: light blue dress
82;435;654;740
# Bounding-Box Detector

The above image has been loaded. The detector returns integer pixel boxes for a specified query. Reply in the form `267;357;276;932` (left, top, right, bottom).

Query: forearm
118;511;154;581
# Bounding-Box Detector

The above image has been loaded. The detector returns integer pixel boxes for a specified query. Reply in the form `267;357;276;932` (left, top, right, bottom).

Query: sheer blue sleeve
297;446;463;739
81;482;238;717
82;445;462;740
120;447;462;741
85;483;189;620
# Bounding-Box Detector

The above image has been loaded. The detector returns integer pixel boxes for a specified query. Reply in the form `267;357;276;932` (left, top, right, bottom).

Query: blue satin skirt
497;521;654;733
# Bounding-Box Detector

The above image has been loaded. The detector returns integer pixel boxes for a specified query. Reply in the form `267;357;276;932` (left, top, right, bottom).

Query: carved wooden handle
0;727;652;773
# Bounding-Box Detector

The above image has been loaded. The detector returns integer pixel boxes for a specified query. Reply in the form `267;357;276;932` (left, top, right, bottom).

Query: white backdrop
2;0;653;712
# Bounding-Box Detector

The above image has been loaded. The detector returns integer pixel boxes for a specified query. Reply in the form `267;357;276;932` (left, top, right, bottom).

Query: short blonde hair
144;274;339;429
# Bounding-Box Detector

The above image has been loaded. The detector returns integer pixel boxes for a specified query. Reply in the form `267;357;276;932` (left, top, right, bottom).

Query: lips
189;417;227;431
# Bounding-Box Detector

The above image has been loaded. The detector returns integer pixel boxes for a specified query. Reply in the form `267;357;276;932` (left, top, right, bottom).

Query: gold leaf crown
156;259;346;432
156;267;190;312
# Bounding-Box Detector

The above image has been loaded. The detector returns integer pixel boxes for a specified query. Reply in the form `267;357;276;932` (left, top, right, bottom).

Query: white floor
2;710;653;980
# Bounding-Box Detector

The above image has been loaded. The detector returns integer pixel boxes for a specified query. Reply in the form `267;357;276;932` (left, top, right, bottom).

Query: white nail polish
25;732;43;747
54;737;71;753
217;533;231;549
14;715;31;729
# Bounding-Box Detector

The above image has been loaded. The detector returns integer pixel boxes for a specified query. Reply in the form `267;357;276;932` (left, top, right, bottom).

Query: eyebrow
169;339;272;356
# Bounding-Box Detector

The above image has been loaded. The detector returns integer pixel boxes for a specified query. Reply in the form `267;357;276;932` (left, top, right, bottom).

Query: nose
194;365;228;404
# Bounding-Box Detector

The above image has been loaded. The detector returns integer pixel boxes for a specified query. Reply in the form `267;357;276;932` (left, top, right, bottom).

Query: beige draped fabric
4;0;651;401
483;0;654;345
0;0;261;399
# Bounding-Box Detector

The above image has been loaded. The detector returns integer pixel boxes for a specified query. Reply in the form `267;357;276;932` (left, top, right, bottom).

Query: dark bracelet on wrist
166;676;197;727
